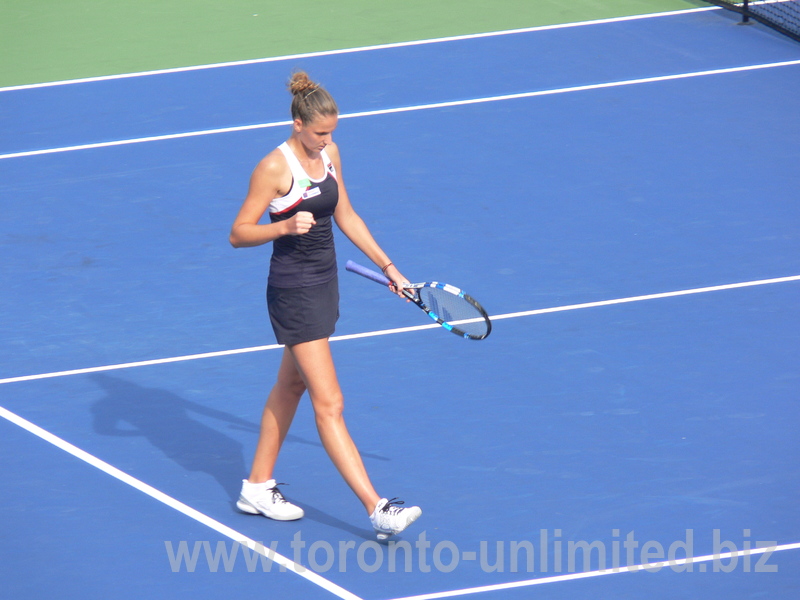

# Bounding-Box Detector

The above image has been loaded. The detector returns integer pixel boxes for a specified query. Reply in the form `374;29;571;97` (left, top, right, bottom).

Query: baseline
3;58;799;162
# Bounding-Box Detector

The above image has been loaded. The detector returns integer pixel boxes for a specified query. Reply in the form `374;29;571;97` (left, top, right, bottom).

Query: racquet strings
418;286;489;338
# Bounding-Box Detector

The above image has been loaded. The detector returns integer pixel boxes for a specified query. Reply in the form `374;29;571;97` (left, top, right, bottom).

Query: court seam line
0;59;800;160
384;543;800;600
0;403;364;600
2;56;799;162
1;274;797;386
0;7;720;94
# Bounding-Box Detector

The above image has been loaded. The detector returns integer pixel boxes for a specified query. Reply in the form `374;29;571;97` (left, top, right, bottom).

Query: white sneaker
369;498;422;540
236;479;304;521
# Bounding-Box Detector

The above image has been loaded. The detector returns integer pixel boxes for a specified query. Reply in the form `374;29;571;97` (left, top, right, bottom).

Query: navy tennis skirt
266;276;339;346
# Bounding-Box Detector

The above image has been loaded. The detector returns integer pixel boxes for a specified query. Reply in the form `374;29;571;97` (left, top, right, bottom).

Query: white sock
242;478;276;492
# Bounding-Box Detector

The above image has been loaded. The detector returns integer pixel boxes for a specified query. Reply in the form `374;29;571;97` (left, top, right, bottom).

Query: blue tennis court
1;7;799;599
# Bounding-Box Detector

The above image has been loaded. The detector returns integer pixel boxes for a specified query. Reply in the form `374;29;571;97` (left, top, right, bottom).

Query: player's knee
276;375;306;401
312;393;345;422
289;378;307;399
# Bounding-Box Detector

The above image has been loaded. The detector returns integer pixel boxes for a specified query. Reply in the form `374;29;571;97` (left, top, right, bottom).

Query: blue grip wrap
345;260;391;286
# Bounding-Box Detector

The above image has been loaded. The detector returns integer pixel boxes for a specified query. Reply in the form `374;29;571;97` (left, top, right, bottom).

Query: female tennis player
229;71;421;540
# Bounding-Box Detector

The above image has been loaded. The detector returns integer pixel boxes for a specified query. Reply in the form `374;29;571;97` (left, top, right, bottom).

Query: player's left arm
329;143;407;293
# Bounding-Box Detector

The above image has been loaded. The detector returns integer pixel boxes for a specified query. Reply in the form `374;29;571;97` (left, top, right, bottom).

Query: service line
2;274;798;386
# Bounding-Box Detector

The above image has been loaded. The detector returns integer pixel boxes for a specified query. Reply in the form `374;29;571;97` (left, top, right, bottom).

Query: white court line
0;120;292;161
1;274;798;386
386;543;800;600
1;281;797;600
0;8;789;598
490;274;800;322
0;404;363;600
3;57;800;161
2;407;796;600
0;7;719;94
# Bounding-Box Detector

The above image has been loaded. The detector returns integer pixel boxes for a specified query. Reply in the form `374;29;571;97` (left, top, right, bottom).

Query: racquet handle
346;260;391;286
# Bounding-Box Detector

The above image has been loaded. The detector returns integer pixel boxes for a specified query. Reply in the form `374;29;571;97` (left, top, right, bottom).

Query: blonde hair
288;71;338;124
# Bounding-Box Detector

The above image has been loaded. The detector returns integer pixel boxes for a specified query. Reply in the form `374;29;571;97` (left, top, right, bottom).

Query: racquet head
405;283;491;340
345;260;492;340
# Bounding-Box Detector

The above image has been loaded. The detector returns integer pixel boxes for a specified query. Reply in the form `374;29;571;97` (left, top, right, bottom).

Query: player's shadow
294;503;377;541
89;373;391;536
90;374;253;500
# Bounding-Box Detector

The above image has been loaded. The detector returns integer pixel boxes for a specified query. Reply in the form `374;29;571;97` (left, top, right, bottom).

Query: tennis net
706;0;800;42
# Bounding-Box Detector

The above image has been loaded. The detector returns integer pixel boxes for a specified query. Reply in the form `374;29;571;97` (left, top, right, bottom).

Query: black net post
705;1;800;43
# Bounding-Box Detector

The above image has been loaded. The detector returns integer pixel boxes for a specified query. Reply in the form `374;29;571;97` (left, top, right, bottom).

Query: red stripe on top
272;196;304;216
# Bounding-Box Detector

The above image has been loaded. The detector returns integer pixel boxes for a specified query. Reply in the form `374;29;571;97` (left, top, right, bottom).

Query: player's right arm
229;151;316;248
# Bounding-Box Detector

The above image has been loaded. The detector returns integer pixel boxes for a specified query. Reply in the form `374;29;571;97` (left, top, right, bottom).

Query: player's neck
287;136;321;162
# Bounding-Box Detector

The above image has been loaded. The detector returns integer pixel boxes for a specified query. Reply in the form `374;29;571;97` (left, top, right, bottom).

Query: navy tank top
267;142;339;288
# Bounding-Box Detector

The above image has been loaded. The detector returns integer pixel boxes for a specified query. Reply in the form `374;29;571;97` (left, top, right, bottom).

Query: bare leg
247;347;306;483
288;338;381;514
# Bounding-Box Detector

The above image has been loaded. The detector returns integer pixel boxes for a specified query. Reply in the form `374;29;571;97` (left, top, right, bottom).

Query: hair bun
287;71;338;123
288;71;318;96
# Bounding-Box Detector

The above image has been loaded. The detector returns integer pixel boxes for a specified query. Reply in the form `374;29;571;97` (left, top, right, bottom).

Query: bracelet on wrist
381;262;394;274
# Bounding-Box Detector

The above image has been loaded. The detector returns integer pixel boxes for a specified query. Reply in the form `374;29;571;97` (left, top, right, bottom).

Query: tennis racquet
345;260;492;340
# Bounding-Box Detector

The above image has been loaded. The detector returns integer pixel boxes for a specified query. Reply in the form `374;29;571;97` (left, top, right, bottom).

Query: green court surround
1;0;704;87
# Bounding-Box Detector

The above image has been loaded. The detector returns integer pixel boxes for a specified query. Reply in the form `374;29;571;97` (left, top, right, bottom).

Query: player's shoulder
253;146;290;178
257;146;289;170
324;142;342;167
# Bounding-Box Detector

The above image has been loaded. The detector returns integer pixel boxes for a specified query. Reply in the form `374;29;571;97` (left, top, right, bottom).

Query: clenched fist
287;211;316;235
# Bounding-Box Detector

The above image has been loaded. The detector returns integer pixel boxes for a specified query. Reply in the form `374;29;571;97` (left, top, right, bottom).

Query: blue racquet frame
346;260;492;340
